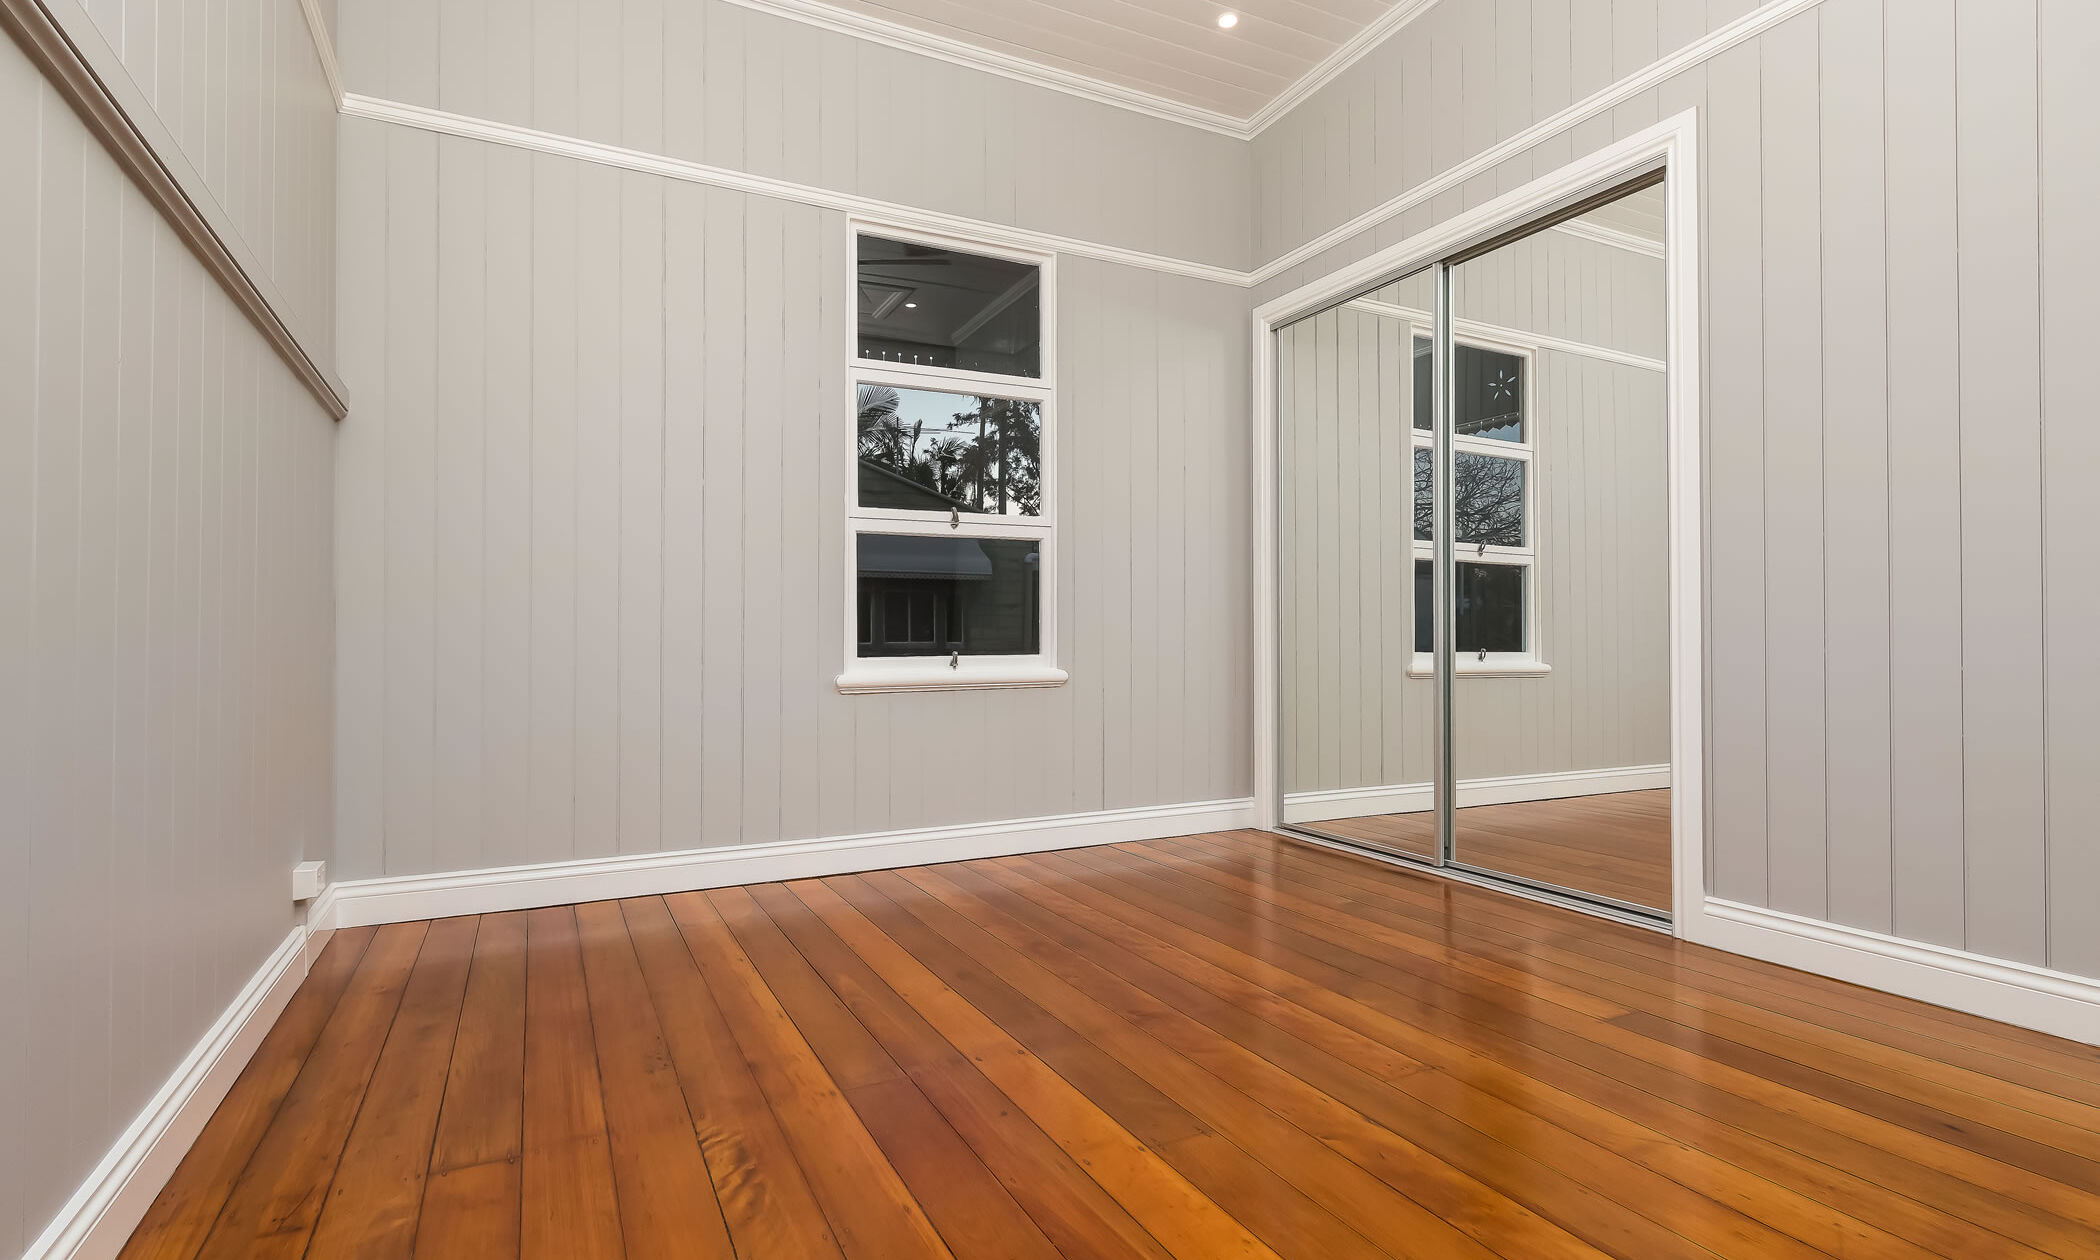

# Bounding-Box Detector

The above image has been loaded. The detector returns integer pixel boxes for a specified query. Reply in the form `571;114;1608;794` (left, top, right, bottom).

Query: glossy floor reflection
1306;789;1672;911
126;828;2100;1259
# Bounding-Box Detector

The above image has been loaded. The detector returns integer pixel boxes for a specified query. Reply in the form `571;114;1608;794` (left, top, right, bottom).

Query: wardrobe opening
1272;174;1678;925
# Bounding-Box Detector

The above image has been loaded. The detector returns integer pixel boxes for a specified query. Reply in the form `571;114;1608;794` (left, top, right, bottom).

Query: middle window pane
858;385;1043;517
1413;448;1526;546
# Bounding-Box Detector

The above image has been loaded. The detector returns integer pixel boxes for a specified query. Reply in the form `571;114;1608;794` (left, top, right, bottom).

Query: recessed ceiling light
904;301;918;308
1217;11;1238;28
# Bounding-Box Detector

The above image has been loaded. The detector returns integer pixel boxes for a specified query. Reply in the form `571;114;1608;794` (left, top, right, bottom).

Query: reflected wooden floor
1304;789;1673;911
123;830;2100;1259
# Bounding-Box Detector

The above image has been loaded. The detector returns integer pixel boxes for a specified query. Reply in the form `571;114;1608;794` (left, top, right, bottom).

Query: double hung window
840;227;1063;693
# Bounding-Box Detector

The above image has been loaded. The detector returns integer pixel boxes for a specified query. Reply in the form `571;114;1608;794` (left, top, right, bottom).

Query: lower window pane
856;534;1042;658
1413;560;1527;655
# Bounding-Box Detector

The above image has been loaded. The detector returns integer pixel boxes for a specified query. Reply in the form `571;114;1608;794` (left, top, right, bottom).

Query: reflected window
1411;336;1537;666
1413;448;1526;546
1413;561;1528;655
1412;336;1525;440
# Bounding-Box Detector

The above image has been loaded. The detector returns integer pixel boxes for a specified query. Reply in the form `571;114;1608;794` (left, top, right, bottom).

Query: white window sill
1406;655;1553;679
837;664;1070;695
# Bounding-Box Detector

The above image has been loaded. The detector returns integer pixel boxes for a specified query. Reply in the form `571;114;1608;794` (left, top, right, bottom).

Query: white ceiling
787;0;1421;129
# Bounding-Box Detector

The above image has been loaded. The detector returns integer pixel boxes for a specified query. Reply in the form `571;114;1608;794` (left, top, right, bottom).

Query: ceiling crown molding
1243;0;1440;135
714;0;1445;141
714;0;1252;137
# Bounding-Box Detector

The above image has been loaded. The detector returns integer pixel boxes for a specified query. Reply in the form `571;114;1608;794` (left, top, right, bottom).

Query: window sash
851;365;1055;530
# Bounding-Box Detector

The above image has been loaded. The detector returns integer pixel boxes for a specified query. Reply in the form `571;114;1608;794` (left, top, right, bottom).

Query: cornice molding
295;0;343;105
1551;217;1665;260
1242;0;1441;135
715;0;1447;141
1250;0;1827;284
336;0;1814;290
715;0;1251;137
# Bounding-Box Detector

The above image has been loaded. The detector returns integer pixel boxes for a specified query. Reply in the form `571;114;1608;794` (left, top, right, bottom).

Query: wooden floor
1305;789;1673;911
122;831;2100;1259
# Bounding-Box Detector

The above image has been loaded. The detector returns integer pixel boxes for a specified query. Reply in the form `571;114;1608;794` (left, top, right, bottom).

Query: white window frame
1406;326;1549;678
838;220;1066;694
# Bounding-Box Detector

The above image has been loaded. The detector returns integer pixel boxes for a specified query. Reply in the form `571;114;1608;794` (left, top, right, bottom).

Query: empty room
5;0;2099;1257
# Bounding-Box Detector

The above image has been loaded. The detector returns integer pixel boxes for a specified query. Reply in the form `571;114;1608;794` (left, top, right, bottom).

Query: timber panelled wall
332;115;1251;879
332;0;1253;271
330;129;1251;882
71;0;340;366
1255;0;2100;980
0;0;338;1250
329;0;1257;885
1279;233;1668;801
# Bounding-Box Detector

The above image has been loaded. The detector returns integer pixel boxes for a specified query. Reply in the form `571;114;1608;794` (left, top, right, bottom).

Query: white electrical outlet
292;860;326;902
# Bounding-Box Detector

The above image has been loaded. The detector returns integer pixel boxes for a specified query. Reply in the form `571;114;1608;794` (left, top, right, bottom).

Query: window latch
1478;648;1488;661
1476;541;1487;556
950;507;960;530
949;652;960;670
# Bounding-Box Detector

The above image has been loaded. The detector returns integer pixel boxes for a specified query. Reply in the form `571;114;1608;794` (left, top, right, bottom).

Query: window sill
1406;655;1553;679
837;664;1070;695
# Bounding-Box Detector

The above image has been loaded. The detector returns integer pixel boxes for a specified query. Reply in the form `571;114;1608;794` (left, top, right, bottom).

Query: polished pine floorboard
122;830;2100;1259
1306;790;1674;911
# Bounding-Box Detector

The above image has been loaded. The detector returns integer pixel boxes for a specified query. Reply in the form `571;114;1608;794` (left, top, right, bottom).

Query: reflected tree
1414;449;1525;547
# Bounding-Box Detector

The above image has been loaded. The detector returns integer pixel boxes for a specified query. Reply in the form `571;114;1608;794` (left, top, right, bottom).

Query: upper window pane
858;385;1042;517
1411;337;1526;441
858;235;1041;378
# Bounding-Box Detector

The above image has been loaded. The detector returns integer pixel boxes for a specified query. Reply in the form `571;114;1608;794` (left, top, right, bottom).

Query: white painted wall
70;0;340;365
0;28;337;1255
333;0;1253;272
330;110;1252;880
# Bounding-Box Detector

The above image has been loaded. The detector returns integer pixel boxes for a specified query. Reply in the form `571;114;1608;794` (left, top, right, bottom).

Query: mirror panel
1446;181;1673;912
1276;268;1437;859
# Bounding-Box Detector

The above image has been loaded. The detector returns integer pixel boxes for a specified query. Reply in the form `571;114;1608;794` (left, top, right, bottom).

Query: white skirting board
312;796;1256;930
1281;763;1670;825
23;925;314;1260
30;797;1251;1259
1685;899;2100;1047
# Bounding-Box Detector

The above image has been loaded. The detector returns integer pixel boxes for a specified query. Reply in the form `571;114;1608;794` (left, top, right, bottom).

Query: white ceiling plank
866;0;1306;89
806;0;1424;127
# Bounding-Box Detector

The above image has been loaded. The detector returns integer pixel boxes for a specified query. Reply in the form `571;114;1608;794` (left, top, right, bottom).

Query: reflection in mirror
1448;179;1672;912
1275;269;1438;859
1413;449;1525;545
1277;179;1672;917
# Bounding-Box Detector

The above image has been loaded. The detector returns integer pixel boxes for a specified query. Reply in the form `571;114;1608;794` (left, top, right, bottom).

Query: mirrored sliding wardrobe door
1276;267;1440;860
1446;179;1672;914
